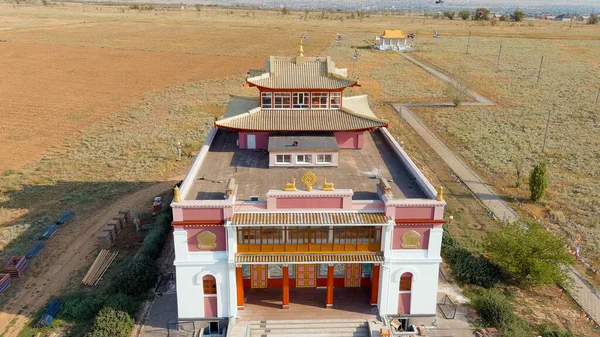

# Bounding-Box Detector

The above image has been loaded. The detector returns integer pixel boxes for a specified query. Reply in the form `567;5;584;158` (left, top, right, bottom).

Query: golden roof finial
436;186;444;201
173;186;181;203
298;38;304;57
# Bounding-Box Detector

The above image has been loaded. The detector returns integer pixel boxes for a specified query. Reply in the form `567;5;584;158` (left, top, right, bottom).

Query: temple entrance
296;264;317;287
344;263;361;287
250;264;267;288
239;287;376;321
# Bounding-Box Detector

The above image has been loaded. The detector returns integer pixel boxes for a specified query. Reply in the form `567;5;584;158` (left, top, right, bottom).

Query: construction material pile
82;249;118;286
37;299;63;327
26;242;46;259
0;274;12;295
4;256;28;278
97;208;130;248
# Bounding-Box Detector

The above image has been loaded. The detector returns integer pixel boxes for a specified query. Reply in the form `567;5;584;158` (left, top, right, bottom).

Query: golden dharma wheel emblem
301;171;318;191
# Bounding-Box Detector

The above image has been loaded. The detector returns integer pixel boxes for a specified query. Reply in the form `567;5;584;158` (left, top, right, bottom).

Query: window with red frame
203;275;217;295
399;273;412;291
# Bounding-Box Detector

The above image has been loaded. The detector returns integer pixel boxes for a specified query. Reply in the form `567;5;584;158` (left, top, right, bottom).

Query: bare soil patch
0;41;259;171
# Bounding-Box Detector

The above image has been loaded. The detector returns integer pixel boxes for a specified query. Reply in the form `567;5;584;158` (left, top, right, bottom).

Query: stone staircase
246;319;370;337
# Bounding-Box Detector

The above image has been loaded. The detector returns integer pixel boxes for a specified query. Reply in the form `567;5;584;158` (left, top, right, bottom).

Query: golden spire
298;38;304;57
436;186;444;201
173;186;181;202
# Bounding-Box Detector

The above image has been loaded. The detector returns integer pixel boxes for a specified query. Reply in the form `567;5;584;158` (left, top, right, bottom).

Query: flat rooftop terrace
185;129;428;201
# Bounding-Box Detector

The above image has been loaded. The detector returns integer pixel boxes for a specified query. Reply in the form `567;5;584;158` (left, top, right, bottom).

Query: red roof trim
172;220;225;226
394;219;445;225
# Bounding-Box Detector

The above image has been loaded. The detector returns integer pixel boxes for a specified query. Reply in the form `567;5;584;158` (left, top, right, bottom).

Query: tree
86;307;134;337
499;14;509;21
444;11;456;20
588;14;599;25
281;6;289;15
474;8;490;21
459;10;470;20
487;222;573;286
512;10;526;22
514;155;524;187
529;161;548;202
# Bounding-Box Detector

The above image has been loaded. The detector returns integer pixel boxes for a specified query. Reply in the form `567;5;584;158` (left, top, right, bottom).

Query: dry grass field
411;26;600;259
0;2;599;336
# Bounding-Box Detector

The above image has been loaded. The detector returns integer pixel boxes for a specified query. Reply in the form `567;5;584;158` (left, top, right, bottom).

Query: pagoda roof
246;56;357;90
380;30;407;39
215;95;388;132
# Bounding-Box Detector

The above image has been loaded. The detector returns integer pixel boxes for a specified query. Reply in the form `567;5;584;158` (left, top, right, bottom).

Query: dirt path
0;177;182;336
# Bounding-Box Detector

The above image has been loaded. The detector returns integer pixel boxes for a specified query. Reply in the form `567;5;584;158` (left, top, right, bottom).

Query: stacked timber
37;299;63;327
4;256;28;278
0;273;12;295
119;208;131;224
113;213;126;230
96;231;113;249
26;242;46;259
82;249;118;286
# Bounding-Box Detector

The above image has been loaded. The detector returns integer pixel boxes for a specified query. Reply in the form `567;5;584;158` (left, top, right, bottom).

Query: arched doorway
203;275;218;317
398;272;412;314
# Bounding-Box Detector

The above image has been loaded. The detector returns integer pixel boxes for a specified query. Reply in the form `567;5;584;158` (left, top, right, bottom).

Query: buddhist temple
171;42;445;332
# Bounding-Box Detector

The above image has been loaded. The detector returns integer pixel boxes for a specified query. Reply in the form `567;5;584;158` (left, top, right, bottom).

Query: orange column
370;264;380;306
282;265;290;309
326;264;334;308
236;266;244;309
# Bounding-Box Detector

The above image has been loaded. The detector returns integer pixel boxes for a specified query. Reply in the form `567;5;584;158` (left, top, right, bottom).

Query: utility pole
595;89;600;105
537;56;544;82
542;107;552;153
466;30;471;54
496;44;502;67
570;17;574;29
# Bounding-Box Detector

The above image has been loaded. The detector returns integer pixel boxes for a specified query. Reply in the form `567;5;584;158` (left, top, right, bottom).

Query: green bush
138;210;172;260
451;249;500;287
539;324;579;337
529;161;549;202
473;288;514;327
442;228;501;287
487;222;573;286
86;307;134;337
60;293;105;321
104;293;139;316
112;255;158;296
471;288;530;337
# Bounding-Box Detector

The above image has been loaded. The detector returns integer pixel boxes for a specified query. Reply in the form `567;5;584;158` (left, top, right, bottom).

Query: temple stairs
247;319;370;337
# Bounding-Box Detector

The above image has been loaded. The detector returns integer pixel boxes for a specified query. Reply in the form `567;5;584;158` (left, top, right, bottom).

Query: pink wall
181;208;224;222
186;226;226;251
334;132;364;149
398;293;411;314
239;132;269;149
395;207;434;220
204;297;218;317
277;197;343;209
392;225;431;250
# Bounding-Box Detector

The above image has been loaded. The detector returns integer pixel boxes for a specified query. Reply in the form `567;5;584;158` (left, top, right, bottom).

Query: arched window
203;275;217;295
399;273;412;291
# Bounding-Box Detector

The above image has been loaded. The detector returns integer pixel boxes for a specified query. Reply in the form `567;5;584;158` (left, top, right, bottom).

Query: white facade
174;230;236;319
376;37;409;51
